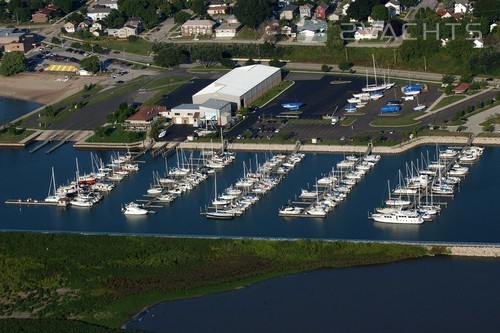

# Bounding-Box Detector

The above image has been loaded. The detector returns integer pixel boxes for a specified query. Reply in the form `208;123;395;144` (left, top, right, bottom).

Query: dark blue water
125;256;500;333
0;142;499;243
0;97;41;123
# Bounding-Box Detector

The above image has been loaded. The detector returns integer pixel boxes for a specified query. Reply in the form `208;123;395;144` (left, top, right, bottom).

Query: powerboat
122;202;148;215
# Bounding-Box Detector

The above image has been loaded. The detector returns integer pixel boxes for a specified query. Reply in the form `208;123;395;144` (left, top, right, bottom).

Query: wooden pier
5;199;57;206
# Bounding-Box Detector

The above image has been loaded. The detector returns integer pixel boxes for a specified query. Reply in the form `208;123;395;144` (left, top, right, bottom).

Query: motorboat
122;202;148;215
279;205;304;216
371;210;424;224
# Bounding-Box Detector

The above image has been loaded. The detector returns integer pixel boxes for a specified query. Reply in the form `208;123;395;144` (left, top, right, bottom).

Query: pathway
463;104;500;134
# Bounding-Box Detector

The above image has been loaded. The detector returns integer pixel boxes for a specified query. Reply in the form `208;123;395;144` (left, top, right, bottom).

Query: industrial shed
192;65;282;109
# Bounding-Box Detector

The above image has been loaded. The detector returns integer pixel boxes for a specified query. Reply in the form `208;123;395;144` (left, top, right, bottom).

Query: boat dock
29;134;57;153
5;199;59;206
279;145;378;218
45;134;74;154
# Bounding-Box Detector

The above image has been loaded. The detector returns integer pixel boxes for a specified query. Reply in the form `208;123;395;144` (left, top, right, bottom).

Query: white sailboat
206;172;235;219
413;95;426;111
362;55;387;92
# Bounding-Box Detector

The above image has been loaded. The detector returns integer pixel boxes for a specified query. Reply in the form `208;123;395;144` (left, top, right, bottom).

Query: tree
191;45;222;68
442;74;455;85
338;61;351;71
153;43;186;67
234;0;271;29
445;38;473;62
80;56;100;73
473;0;500;21
190;0;207;16
174;11;191;24
269;58;282;67
371;5;388;21
128;35;139;42
346;0;374;22
44;105;55;117
326;23;344;51
51;37;61;44
104;9;127;29
0;52;26;76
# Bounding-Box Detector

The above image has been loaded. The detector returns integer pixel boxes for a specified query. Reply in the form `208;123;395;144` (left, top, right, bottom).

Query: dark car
115;80;125;84
82;94;90;98
113;50;120;54
66;48;73;52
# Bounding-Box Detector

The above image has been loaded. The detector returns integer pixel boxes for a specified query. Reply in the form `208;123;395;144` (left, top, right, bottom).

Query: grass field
86;124;145;143
370;112;424;127
0;128;36;143
143;76;191;90
0;233;441;328
430;95;466;111
97;38;153;56
235;27;262;40
251;80;294;107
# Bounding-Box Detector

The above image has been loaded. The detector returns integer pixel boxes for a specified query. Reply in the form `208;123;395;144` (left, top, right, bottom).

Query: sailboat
362;55;387;92
413;95;426;111
206;172;234;220
45;167;68;206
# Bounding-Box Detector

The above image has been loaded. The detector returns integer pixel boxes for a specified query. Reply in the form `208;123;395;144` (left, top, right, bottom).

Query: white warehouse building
192;64;282;109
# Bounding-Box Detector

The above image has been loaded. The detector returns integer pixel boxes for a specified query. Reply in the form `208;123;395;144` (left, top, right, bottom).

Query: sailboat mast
372;54;377;85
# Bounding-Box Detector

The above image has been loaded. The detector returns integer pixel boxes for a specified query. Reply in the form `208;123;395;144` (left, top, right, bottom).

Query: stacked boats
203;152;305;220
279;153;381;218
370;145;484;224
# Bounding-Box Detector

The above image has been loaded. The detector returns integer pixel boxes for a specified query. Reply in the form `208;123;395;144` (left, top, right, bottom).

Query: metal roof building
192;65;282;109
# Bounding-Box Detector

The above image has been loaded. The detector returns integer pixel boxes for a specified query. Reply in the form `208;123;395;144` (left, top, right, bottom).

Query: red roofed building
124;105;166;131
32;8;52;22
452;83;469;94
314;3;329;20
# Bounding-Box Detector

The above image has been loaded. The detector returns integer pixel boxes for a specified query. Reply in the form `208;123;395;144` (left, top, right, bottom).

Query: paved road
463;104;500;134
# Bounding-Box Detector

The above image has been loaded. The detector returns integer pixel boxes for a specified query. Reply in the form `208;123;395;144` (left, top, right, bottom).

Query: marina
369;139;484;224
0;142;499;243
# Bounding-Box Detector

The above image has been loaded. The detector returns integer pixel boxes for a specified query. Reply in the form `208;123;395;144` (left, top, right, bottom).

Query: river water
124;256;500;333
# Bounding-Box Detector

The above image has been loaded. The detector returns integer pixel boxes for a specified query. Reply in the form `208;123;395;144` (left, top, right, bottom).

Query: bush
220;58;235;69
245;58;255;66
269;58;282;67
128;35;139;43
321;64;330;72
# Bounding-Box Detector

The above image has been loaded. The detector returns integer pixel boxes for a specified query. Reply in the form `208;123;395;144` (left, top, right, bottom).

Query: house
280;5;298;20
437;9;453;18
90;21;106;33
452;83;469;94
32;8;51;23
96;0;119;9
77;20;91;31
385;0;401;17
207;0;229;15
264;20;280;37
354;27;379;40
371;20;385;32
297;19;328;43
299;4;314;18
124;105;166;131
64;21;78;33
281;24;297;38
226;15;239;24
473;38;484;48
87;5;112;20
314;3;329;20
342;3;350;16
215;23;242;38
490;22;498;32
454;3;467;14
181;20;215;37
125;17;142;33
329;7;342;21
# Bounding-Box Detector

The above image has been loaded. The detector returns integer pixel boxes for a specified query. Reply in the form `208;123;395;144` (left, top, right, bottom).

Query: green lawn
0;233;439;328
370;112;424;127
235;26;261;40
86;124;145;143
97;38;153;56
0;128;36;143
143;76;192;90
431;95;466;111
251;80;294;107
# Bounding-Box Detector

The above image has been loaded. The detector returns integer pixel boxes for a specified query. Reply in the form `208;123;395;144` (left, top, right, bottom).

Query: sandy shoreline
0;72;101;105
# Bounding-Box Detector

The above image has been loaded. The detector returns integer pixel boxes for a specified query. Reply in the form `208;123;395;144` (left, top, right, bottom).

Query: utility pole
424;56;427;71
345;48;348;62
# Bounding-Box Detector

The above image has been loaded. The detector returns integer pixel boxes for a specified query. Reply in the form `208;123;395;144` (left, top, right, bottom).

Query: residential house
226;15;239;24
452;83;469;94
437;9;462;20
314;3;329;20
124;105;165;131
215;23;242;38
281;24;297;38
97;0;119;9
299;4;314;18
207;0;229;15
87;5;112;20
385;0;401;17
371;20;385;32
473;38;484;48
329;7;342;21
490;22;498;32
32;8;51;23
64;21;78;33
297;19;327;43
125;17;142;34
118;26;138;38
77;20;91;31
280;5;298;20
342;3;350;16
90;21;106;35
354;27;379;40
454;3;467;14
181;20;215;37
